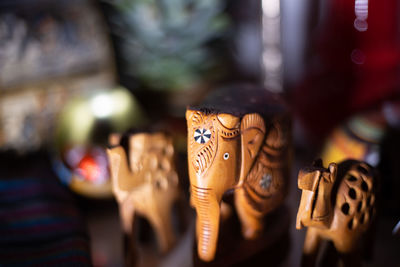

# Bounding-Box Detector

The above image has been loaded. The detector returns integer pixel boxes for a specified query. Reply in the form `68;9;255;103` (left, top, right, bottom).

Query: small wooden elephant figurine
296;159;378;266
186;100;290;261
107;132;180;254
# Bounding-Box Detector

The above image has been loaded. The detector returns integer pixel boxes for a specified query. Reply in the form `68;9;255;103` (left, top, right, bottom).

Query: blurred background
0;0;399;266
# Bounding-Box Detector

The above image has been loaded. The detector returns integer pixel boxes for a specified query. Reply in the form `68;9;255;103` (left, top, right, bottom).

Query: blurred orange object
321;110;386;167
77;155;102;183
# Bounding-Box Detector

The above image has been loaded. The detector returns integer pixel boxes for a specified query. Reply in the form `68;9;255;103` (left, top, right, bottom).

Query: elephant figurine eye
223;153;229;160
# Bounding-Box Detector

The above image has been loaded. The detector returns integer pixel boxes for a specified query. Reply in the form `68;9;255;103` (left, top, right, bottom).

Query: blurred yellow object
56;87;146;148
321;114;386;167
322;127;367;164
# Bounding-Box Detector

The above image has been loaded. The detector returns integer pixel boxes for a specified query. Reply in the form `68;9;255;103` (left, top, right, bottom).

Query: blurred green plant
109;0;230;91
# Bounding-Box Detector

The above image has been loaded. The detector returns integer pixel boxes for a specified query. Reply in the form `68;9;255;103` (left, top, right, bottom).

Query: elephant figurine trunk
296;159;378;266
191;185;221;262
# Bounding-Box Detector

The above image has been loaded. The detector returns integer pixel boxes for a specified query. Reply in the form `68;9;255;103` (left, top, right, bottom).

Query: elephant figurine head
186;107;290;261
296;159;337;230
107;132;180;254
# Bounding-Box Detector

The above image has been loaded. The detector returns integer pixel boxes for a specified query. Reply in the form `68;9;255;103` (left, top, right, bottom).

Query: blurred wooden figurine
107;132;180;255
186;92;291;262
296;159;378;266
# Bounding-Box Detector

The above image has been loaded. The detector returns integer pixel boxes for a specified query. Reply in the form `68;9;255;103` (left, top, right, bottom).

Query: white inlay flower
194;128;211;144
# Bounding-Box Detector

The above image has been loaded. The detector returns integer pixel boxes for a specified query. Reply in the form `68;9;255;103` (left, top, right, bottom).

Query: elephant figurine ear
185;109;194;121
186;109;204;125
238;113;266;186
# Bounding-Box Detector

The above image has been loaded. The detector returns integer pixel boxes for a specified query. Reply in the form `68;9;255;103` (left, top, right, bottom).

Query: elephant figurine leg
220;201;232;222
301;227;321;267
334;240;361;267
124;233;137;267
120;197;136;234
120;198;137;267
147;206;176;253
319;241;339;267
234;188;263;239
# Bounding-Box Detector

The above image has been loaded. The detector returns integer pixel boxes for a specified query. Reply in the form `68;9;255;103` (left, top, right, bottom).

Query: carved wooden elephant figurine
186;107;290;261
296;159;378;266
107;132;180;254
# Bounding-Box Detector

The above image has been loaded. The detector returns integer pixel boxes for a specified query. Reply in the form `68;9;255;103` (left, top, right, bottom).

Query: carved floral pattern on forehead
187;110;217;175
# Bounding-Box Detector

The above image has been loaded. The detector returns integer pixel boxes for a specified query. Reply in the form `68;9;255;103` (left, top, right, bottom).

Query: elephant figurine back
107;132;180;256
186;84;291;261
296;159;379;266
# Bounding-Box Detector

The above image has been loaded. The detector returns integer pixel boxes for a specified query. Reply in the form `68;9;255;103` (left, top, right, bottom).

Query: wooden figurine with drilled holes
107;132;180;257
186;85;291;262
296;159;378;266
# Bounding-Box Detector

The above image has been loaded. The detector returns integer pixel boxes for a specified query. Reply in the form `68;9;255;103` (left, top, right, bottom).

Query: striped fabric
0;177;91;266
